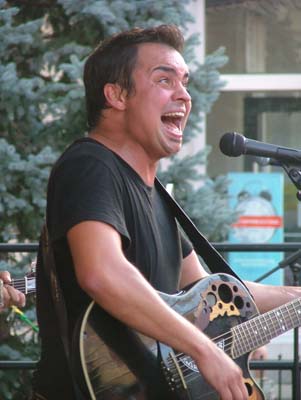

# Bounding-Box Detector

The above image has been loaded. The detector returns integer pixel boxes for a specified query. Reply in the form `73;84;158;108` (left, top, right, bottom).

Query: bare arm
179;250;209;289
68;221;248;400
245;280;301;314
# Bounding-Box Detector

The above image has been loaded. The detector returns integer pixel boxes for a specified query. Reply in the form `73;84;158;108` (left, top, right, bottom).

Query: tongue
164;120;177;128
162;116;178;129
163;120;181;136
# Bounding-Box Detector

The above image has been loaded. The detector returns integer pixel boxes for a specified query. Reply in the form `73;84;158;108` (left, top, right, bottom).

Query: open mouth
161;112;184;133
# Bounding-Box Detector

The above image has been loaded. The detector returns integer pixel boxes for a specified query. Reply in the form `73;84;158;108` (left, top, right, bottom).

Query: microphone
219;132;301;166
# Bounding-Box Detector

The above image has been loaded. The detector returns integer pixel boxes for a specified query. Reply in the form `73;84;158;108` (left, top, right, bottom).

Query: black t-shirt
33;138;192;399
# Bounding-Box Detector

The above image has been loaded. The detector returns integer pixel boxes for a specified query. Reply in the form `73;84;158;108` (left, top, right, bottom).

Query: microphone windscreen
219;132;245;157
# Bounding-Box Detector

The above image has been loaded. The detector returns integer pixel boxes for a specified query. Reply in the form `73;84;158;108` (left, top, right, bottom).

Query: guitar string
177;309;301;379
11;277;35;285
170;301;301;380
80;302;301;390
12;284;35;291
10;277;36;293
77;303;301;398
173;314;299;387
8;278;301;393
178;298;301;360
175;332;301;382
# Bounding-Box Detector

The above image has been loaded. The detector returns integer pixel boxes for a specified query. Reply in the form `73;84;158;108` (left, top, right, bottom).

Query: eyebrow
152;66;190;80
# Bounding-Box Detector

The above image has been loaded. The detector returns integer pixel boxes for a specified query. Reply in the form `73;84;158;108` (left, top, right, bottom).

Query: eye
159;77;170;84
182;79;189;88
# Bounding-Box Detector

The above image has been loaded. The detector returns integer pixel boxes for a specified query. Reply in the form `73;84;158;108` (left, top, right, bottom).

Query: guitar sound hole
234;295;244;309
218;284;233;303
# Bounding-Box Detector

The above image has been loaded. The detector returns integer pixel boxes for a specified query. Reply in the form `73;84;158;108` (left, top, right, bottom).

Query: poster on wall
228;172;284;285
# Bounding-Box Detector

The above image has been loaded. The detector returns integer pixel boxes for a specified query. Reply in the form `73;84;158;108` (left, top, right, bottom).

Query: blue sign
228;172;284;285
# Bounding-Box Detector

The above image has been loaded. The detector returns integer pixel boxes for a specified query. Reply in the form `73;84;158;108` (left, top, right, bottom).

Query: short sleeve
47;153;130;243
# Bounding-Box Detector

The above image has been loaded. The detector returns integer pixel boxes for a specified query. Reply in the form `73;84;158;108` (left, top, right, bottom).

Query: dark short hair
83;24;185;131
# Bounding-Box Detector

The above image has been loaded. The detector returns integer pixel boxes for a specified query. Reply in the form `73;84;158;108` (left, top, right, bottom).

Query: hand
196;340;249;400
0;271;26;311
251;346;268;360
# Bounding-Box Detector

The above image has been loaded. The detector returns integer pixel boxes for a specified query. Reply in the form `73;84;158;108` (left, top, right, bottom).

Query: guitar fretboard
232;298;301;359
10;277;36;295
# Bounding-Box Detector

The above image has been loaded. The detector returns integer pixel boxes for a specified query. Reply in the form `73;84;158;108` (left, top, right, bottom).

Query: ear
103;83;127;111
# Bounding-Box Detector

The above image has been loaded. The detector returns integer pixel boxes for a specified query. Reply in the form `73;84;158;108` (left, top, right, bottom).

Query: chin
166;146;182;157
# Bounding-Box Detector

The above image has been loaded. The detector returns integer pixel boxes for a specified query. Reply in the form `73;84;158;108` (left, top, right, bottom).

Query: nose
173;82;191;103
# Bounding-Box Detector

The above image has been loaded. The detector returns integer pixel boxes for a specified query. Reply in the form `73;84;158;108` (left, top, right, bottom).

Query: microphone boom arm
280;162;301;201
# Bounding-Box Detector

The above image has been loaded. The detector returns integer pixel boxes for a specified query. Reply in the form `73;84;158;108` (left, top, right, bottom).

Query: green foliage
0;305;39;400
0;139;56;242
0;0;234;397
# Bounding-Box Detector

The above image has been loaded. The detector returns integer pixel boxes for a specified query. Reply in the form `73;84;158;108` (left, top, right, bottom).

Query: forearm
245;280;301;314
82;259;213;359
179;250;209;289
69;222;209;358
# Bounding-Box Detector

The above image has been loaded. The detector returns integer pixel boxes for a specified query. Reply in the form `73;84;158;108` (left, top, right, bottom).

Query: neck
89;131;158;186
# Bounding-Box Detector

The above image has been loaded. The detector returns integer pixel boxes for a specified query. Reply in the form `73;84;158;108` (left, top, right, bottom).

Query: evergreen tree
0;1;233;398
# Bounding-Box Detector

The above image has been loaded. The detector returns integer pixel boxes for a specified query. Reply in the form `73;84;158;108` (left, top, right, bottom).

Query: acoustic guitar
72;273;301;400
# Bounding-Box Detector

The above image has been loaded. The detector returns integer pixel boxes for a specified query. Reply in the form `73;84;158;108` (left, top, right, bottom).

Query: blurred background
1;0;300;399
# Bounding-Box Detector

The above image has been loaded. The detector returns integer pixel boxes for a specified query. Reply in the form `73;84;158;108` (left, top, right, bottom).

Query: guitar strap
155;178;246;285
40;224;85;400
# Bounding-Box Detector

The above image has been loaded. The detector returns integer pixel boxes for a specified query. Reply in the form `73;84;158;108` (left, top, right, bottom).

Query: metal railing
1;242;301;399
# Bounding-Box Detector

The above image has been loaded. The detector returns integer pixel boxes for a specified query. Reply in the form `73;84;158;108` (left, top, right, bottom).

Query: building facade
197;0;301;239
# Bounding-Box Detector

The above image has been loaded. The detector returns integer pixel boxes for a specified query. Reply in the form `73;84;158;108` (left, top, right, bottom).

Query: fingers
205;375;248;400
216;367;248;400
219;360;249;400
0;272;12;309
0;282;26;310
0;271;26;310
6;285;26;307
198;343;249;400
0;271;11;284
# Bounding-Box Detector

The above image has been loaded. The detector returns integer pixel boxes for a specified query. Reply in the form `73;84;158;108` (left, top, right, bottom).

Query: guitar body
72;273;265;400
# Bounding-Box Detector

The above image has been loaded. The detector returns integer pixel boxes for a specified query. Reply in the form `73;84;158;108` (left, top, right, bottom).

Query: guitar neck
232;297;301;358
10;277;36;295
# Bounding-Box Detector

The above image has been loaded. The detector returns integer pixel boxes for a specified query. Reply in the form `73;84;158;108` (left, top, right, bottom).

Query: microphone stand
283;162;301;400
291;264;301;400
257;158;301;400
254;250;301;283
281;162;301;200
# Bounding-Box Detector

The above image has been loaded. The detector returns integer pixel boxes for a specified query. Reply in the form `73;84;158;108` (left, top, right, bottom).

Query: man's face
124;42;191;161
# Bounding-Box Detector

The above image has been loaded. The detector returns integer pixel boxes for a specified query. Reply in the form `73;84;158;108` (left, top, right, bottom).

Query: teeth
163;112;184;118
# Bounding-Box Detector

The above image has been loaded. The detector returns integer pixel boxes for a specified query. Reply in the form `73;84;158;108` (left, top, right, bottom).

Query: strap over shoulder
155;178;246;286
